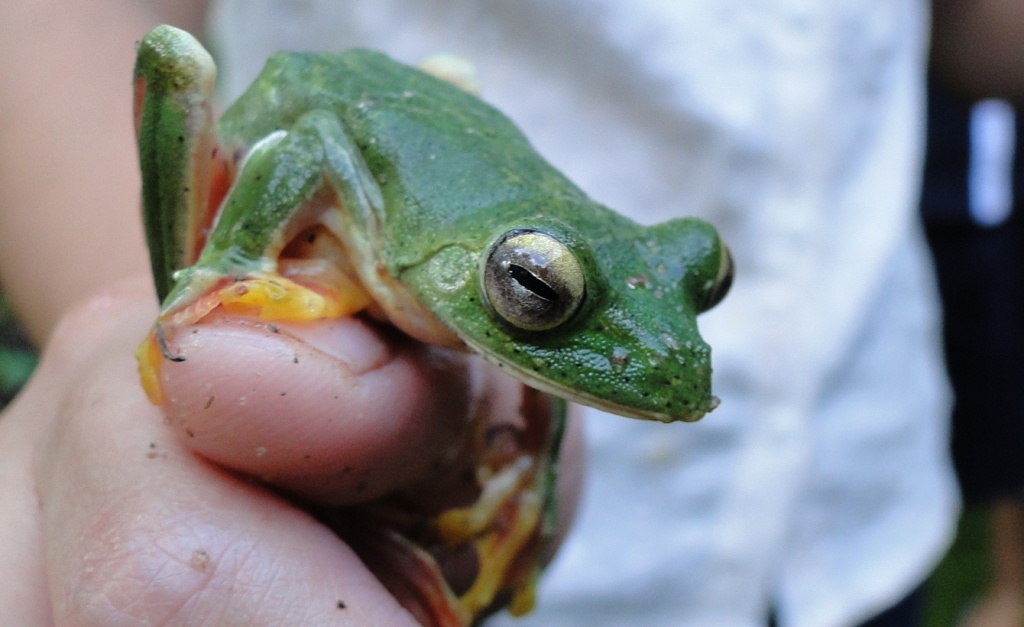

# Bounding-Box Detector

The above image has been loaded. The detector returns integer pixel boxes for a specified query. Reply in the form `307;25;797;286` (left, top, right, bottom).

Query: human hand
0;278;581;625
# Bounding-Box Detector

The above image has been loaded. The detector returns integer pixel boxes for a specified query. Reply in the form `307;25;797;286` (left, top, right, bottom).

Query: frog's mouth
457;334;712;424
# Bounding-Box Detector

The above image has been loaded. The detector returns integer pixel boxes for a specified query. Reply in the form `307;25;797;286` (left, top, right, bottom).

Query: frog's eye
483;229;585;331
700;243;734;312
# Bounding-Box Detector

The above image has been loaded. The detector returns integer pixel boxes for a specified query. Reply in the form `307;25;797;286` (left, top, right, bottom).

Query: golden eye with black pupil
702;243;734;312
483;229;586;331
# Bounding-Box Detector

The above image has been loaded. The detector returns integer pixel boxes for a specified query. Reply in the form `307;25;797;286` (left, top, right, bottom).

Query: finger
0;277;161;625
156;312;475;505
0;391;53;625
34;293;420;626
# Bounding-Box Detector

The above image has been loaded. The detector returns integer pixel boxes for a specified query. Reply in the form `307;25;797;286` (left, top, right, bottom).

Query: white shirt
209;2;959;625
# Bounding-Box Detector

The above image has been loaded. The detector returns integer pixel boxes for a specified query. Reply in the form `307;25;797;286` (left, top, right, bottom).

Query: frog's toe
138;269;372;405
211;273;363;321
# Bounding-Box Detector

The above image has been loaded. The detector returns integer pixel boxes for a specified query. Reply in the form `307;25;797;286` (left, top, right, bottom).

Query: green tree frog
134;25;732;626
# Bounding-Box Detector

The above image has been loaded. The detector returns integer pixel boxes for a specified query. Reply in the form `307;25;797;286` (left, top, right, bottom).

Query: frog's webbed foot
338;392;566;626
432;455;546;617
418;54;480;95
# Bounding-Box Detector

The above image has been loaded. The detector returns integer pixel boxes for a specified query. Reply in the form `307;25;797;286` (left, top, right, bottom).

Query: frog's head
402;204;733;423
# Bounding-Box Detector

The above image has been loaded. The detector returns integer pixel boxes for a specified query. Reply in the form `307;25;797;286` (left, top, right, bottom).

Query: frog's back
218;50;574;187
217;48;589;266
218;49;511;144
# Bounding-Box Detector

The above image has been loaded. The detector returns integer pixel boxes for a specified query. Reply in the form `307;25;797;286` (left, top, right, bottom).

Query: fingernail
270;317;395;375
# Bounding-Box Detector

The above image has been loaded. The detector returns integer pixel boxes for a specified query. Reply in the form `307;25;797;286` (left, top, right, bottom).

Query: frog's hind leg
134;25;229;301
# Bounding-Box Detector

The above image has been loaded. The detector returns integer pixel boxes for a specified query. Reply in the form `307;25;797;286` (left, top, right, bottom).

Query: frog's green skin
135;26;731;426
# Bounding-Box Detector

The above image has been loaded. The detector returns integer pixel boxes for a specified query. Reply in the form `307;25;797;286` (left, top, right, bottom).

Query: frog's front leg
137;111;378;402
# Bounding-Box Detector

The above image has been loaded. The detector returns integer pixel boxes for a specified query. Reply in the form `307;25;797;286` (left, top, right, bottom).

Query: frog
133;25;732;626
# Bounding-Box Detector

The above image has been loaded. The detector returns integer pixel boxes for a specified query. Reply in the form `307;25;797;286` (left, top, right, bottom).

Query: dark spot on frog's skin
185;428;196;438
204;395;215;409
306;232;317;244
343;466;352;475
355;480;368;493
267;324;278;333
293;356;299;364
177;135;185;143
337;600;346;610
304;454;311;460
280;391;287;397
255;175;263;182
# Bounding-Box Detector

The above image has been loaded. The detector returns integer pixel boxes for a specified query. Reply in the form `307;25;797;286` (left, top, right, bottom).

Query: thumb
157;312;475;505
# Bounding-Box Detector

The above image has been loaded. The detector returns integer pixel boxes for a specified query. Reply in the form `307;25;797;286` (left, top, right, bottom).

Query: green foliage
0;293;36;408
